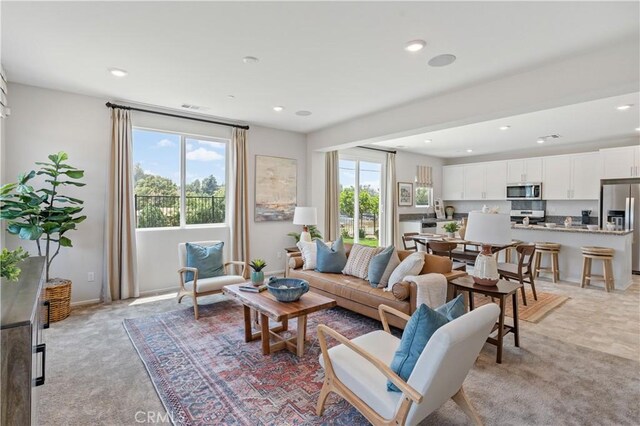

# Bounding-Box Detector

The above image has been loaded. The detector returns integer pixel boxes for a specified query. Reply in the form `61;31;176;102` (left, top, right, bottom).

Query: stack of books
238;284;267;293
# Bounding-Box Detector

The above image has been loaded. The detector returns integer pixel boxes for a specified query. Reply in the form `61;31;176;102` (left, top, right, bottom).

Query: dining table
410;233;520;263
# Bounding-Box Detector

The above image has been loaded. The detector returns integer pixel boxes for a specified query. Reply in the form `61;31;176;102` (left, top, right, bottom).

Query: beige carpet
473;289;569;323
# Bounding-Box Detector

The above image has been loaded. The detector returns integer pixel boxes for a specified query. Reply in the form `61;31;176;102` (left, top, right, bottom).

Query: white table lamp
464;211;512;286
293;207;317;242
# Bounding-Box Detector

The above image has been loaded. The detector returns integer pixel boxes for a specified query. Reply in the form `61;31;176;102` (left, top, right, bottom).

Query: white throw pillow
342;244;382;279
297;240;329;270
387;252;425;289
377;248;400;288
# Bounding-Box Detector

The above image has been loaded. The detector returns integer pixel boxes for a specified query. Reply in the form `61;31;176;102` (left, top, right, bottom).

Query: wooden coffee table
449;276;522;364
223;284;336;357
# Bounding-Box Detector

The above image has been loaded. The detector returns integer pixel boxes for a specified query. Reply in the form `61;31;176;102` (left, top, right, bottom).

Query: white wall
395;150;443;215
5;83;306;302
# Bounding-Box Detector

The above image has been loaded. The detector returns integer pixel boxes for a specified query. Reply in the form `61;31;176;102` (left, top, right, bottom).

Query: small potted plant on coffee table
249;259;267;286
443;222;460;238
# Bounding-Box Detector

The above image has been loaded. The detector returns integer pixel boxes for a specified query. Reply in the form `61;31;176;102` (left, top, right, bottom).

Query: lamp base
471;244;500;287
299;231;312;243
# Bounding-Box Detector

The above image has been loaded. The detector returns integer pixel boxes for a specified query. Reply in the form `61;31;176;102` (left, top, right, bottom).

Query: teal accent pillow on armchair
315;237;347;273
387;295;465;392
185;242;225;282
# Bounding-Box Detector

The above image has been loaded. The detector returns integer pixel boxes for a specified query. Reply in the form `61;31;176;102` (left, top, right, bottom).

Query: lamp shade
464;211;511;245
293;207;317;226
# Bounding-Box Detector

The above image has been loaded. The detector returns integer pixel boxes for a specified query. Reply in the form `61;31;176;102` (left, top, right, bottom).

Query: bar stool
534;242;561;283
581;246;615;292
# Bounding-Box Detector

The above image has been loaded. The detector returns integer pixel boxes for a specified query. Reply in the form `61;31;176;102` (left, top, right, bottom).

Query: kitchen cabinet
463;162;506;200
442;165;464;200
543;153;599;200
506;158;542;183
600;146;640;179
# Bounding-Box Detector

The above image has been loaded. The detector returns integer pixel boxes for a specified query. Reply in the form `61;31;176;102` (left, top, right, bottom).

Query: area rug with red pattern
123;299;387;425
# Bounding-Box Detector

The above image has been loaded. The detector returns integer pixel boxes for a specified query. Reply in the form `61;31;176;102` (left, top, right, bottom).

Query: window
339;158;382;247
415;186;433;208
133;128;226;228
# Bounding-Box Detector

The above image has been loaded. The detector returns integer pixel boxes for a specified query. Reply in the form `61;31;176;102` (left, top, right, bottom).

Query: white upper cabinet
542;156;572;200
600;146;640;179
442;165;464;200
484;161;507;199
506;158;542;183
463;164;485;200
543;153;600;200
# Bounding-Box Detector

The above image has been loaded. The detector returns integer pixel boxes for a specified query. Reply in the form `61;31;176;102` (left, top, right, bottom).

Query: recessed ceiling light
242;56;259;64
273;106;284;112
466;149;473;153
227;95;235;99
424;139;432;143
636;127;640;131
295;110;312;116
405;40;426;52
617;104;633;111
537;139;545;144
428;54;457;67
499;126;511;131
108;68;128;77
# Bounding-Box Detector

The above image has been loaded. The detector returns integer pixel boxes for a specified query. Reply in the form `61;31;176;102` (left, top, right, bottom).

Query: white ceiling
373;92;640;158
2;1;638;133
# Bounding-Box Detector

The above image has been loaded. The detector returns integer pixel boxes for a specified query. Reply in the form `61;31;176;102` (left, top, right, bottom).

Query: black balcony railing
134;195;225;228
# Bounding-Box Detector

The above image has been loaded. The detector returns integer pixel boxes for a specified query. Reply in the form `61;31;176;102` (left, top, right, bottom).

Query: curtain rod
105;102;250;130
357;146;397;154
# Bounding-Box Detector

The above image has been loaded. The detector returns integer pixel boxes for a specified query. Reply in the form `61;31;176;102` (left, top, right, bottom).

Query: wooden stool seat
581;246;615;292
533;242;561;283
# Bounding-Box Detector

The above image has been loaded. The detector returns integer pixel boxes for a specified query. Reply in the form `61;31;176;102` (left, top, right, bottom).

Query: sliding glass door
339;158;382;247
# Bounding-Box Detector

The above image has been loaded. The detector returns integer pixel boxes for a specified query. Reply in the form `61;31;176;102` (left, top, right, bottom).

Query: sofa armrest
285;252;302;277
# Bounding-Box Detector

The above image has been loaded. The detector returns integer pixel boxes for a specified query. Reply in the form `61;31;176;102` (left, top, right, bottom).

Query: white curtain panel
324;151;340;241
383;152;399;248
229;128;250;277
416;165;433;187
103;108;138;302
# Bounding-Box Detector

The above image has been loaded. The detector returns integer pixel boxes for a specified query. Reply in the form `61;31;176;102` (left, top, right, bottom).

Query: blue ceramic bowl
267;277;309;302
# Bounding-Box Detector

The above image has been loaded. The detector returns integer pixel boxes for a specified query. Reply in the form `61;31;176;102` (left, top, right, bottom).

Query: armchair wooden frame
316;304;483;426
177;261;247;320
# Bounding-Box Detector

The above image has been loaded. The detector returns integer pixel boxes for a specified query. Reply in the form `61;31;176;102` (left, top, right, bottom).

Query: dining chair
497;244;537;305
402;232;419;251
427;241;466;271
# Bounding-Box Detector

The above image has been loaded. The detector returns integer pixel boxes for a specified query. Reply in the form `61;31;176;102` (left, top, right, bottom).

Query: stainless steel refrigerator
600;178;640;273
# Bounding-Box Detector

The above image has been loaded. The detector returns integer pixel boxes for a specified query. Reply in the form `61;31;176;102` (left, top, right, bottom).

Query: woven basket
45;278;72;322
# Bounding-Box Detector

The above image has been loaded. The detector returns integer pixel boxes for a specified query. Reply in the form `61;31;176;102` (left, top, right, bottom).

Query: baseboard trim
71;298;101;307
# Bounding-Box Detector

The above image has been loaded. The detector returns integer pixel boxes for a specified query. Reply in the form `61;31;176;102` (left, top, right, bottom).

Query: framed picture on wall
255;155;297;221
398;182;413;206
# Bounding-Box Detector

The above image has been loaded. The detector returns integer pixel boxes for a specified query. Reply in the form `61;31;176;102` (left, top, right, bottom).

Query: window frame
414;185;433;208
133;126;230;230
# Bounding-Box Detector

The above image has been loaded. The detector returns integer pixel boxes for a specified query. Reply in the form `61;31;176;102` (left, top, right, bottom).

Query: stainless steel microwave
506;183;542;200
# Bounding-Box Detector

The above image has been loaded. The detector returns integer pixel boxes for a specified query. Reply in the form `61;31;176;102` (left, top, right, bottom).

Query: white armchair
317;303;500;426
177;241;247;320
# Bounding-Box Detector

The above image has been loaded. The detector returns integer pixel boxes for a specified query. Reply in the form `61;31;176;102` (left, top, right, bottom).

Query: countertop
511;224;633;236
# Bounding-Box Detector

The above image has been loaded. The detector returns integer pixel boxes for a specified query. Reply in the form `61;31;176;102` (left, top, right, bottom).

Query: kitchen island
511;225;634;290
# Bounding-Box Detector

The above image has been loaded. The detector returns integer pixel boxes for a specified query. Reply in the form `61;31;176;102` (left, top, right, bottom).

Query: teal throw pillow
387;294;465;392
185;242;225;282
367;245;394;287
315;237;347;273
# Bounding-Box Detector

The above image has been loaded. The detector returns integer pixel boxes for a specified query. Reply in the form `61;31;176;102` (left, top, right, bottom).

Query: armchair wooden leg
316;377;332;416
193;297;200;320
452;387;483;426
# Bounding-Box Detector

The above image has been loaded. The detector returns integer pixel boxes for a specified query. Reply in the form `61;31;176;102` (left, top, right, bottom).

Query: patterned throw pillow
342;244;382;279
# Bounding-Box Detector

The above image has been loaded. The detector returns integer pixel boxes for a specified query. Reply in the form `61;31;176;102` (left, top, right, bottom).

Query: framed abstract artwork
398;182;413;206
255;155;297;222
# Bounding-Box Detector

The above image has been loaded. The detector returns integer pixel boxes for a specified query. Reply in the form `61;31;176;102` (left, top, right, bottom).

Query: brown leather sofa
285;245;466;329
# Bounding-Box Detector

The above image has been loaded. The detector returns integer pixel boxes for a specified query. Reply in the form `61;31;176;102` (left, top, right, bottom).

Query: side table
449;276;522;364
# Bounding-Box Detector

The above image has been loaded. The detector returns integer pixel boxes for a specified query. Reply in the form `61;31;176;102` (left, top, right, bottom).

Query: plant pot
250;271;264;286
45;278;72;322
446;232;456;238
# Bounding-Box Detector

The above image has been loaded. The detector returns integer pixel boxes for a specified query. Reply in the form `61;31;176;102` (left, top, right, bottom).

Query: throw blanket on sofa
404;273;448;308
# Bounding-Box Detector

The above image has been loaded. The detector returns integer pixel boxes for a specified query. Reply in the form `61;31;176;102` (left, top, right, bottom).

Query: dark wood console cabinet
1;257;48;425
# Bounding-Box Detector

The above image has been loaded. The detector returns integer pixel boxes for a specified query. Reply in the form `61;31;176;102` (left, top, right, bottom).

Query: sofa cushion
367;245;394;287
185;242;224;282
388;252;425;289
342;244;382;279
292;269;409;313
316;237;347;273
297;240;329;270
185;275;245;293
378;248;401;288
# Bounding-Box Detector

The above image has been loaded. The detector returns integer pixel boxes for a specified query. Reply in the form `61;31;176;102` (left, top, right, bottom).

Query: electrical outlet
88;272;95;282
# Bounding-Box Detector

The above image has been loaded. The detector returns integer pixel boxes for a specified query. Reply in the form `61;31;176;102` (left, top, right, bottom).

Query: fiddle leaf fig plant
0;152;86;281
